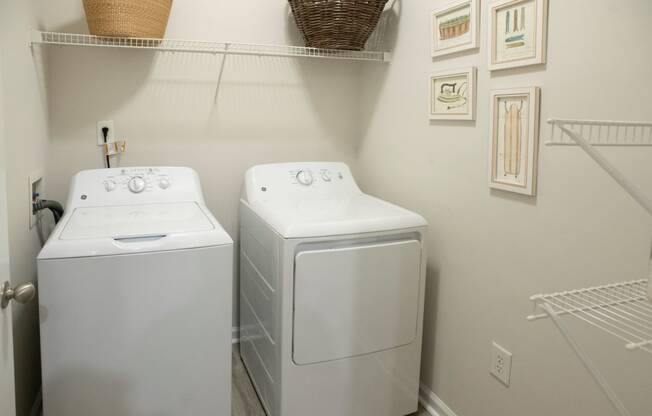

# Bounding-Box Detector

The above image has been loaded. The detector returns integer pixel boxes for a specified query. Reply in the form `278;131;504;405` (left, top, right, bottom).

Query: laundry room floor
233;349;267;416
232;348;429;416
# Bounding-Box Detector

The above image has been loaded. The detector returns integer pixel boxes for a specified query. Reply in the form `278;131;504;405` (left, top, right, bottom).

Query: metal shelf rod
30;31;391;62
539;303;633;416
548;119;652;217
549;119;652;127
547;118;652;147
532;118;652;416
529;280;652;353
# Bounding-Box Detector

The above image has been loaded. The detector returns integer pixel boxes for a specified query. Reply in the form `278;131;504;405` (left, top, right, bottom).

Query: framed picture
488;0;548;71
488;87;540;195
431;0;480;58
429;67;477;121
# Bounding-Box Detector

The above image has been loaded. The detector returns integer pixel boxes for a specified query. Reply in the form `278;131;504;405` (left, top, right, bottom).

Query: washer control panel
69;167;203;208
100;168;174;194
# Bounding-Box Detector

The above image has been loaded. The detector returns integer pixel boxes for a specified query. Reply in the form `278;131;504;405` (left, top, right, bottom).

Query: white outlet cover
97;120;115;145
491;341;513;387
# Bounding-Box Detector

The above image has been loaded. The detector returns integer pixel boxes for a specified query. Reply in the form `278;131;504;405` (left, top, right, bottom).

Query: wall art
429;67;477;121
489;87;541;195
432;0;480;58
488;0;548;70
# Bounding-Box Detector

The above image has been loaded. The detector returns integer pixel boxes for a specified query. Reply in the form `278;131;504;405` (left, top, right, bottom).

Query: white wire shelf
535;117;652;416
547;119;652;146
30;31;391;62
528;279;652;354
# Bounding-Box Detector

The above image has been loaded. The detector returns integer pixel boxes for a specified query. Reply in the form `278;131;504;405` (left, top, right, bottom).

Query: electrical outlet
491;341;512;387
97;120;115;145
28;171;43;229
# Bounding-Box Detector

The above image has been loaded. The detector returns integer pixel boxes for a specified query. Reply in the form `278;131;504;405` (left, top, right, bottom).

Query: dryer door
293;239;421;365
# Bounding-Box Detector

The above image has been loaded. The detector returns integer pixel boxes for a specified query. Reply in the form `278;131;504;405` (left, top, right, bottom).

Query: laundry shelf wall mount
30;30;390;104
547;118;652;146
30;31;392;62
528;280;651;416
530;118;652;416
528;279;652;354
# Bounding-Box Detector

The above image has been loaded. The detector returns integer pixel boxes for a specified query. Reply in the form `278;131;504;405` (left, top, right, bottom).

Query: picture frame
488;0;548;71
431;0;480;58
429;67;477;121
488;87;541;196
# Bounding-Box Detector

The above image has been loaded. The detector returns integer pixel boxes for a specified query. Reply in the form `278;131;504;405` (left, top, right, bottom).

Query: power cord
102;126;111;168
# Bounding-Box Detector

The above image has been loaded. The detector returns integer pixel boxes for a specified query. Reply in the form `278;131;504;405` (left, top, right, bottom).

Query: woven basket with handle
82;0;173;39
288;0;389;51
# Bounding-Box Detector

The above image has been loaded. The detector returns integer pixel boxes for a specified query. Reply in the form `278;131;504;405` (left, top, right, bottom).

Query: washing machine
239;162;427;416
37;167;233;416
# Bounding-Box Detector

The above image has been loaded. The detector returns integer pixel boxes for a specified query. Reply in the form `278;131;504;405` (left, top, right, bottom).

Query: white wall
357;1;652;416
39;0;364;329
13;1;652;415
0;1;50;415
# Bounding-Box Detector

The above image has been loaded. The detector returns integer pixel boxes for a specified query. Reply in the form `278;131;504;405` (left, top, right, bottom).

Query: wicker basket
82;0;173;39
288;0;389;51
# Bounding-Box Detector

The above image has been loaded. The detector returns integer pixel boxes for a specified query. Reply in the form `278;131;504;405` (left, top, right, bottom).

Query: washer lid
38;202;233;260
245;194;427;238
61;202;214;240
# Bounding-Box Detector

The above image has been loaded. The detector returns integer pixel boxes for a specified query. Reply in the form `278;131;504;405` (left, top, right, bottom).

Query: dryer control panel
243;162;361;204
288;167;345;187
66;167;206;209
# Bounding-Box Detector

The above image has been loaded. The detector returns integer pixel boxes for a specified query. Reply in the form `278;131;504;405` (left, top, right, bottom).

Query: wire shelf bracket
528;280;652;353
528;280;652;416
531;118;652;416
30;31;392;63
547;119;652;217
547;118;652;147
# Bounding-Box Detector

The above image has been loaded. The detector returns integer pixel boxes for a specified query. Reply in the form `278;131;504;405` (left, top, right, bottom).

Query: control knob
104;180;116;192
158;177;171;189
296;170;314;186
128;176;147;193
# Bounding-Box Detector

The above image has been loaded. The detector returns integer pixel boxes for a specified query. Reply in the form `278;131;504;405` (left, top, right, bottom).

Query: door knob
1;281;36;309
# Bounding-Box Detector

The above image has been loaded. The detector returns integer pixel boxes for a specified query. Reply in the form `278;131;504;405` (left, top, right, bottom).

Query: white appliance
239;162;428;416
37;167;233;416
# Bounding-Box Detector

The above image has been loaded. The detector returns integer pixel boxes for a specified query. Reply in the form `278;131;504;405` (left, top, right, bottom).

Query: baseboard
29;388;42;416
419;382;458;416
